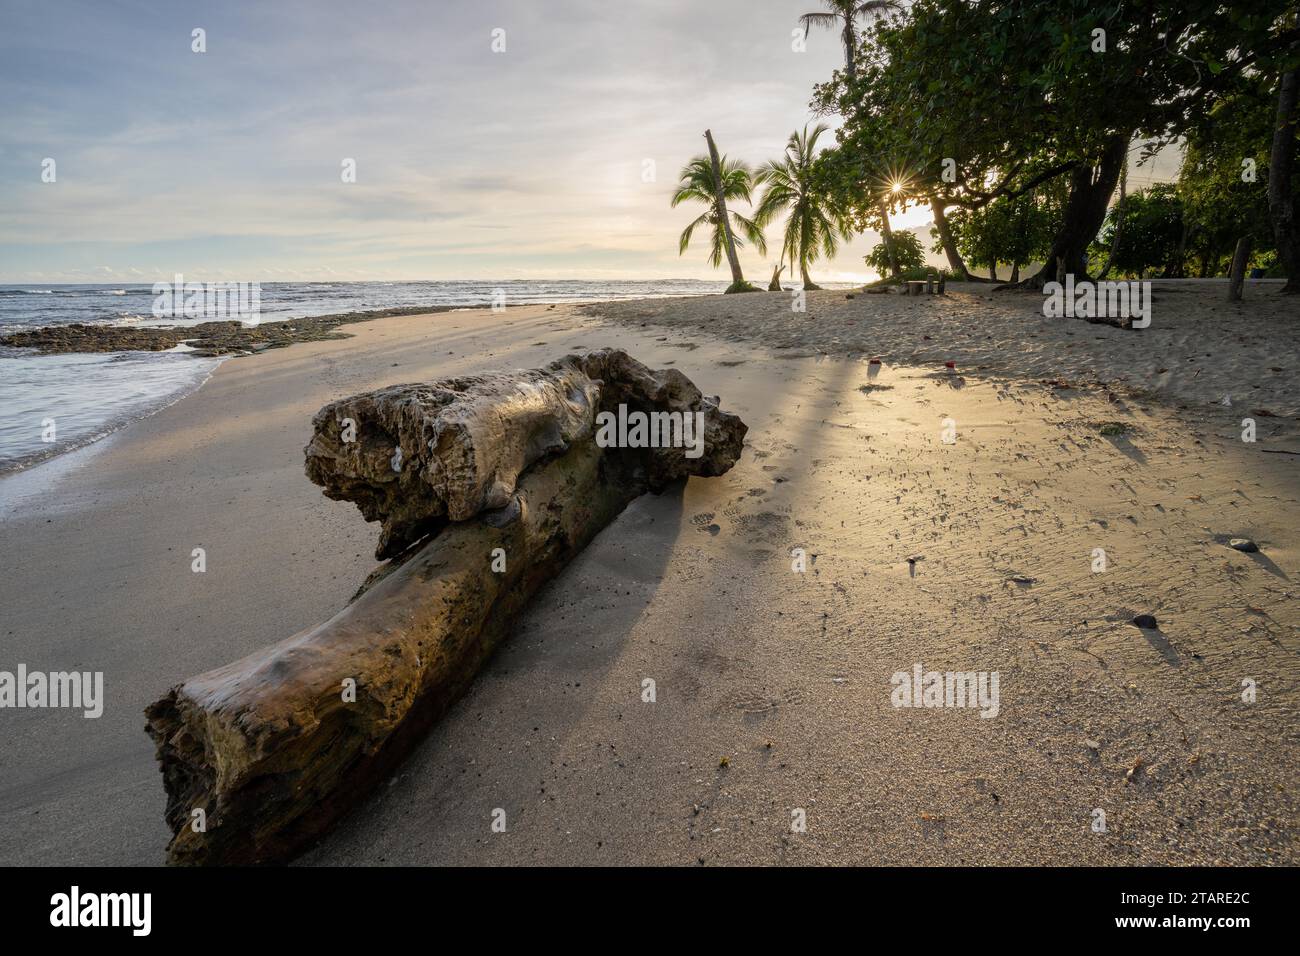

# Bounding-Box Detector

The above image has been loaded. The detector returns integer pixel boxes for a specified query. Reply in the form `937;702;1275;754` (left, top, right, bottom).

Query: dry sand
585;280;1300;418
1;286;1296;865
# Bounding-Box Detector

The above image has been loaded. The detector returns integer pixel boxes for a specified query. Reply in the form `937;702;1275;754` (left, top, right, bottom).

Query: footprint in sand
721;686;808;716
690;512;721;535
732;511;791;543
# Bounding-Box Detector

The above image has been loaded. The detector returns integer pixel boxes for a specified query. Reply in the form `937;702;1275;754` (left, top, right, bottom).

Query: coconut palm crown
754;123;850;290
798;0;899;80
672;155;768;270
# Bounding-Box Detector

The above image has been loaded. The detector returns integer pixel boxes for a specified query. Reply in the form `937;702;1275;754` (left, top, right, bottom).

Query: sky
0;0;1178;285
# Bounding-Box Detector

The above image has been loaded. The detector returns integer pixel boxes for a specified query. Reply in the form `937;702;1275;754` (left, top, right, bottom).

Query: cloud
0;1;1123;285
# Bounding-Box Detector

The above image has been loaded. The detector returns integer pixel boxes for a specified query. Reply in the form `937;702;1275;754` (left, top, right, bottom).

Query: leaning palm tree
754;124;851;290
798;0;898;80
672;137;767;293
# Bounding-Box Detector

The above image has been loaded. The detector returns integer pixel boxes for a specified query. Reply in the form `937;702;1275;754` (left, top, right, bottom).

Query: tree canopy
815;0;1298;284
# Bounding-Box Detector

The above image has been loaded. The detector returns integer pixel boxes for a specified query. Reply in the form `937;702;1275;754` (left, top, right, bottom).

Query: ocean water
0;279;730;475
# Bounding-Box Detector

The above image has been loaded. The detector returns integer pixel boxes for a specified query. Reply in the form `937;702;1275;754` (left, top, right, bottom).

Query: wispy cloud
0;0;948;282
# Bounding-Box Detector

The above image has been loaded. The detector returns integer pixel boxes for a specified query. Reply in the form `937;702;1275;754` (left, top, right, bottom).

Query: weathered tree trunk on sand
1268;58;1299;294
768;261;785;291
930;198;970;280
304;360;598;559
304;350;742;559
704;129;749;292
1229;236;1252;302
145;350;747;865
1013;135;1128;289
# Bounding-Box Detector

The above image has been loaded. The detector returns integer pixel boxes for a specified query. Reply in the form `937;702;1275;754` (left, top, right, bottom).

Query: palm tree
673;135;767;292
800;1;901;277
798;0;898;81
754;124;850;290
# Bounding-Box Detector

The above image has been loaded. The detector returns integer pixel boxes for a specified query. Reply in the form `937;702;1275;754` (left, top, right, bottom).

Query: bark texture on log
768;262;785;291
306;349;744;558
145;351;747;865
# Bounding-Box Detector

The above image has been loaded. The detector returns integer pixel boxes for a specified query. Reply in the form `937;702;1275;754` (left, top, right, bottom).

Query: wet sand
1;294;1296;865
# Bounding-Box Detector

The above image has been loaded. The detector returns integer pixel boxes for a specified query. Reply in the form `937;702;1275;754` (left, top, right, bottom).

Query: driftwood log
145;350;746;865
304;348;744;558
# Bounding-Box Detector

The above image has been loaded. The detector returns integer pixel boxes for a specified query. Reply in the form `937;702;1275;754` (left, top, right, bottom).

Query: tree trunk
842;19;857;80
1010;262;1020;283
1168;218;1189;278
1228;237;1252;301
1020;134;1128;288
151;443;631;865
147;351;749;865
801;260;821;290
988;264;997;281
704;129;746;291
1095;155;1127;280
1268;59;1299;293
768;261;784;291
930;198;970;279
878;200;900;277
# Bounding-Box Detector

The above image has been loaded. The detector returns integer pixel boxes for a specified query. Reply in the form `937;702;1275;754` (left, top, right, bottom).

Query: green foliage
814;0;1297;275
1092;185;1185;278
672;155;767;269
1176;83;1281;277
945;186;1060;274
866;229;924;275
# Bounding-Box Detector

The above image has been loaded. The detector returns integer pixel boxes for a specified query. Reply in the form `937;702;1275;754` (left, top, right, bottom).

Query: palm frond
798;12;842;33
671;144;767;273
755;123;854;280
708;222;725;268
855;0;900;18
678;212;711;255
731;212;768;257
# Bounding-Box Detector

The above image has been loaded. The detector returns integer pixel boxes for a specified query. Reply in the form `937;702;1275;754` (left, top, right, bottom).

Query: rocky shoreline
0;305;457;357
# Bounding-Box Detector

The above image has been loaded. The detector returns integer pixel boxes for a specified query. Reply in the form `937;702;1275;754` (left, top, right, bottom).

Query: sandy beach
1;285;1296;866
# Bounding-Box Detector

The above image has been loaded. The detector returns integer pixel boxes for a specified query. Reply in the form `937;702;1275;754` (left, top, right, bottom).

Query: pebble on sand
1228;538;1259;553
1131;614;1159;630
